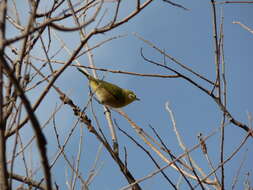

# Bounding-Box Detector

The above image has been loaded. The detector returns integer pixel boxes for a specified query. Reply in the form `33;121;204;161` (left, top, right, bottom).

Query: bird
77;68;140;108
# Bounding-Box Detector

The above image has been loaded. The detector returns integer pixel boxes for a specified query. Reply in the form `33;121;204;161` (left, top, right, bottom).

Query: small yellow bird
77;68;140;108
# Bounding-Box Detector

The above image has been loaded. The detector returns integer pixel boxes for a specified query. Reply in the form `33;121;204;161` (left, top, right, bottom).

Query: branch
0;1;11;189
1;58;52;190
233;21;253;34
141;48;253;136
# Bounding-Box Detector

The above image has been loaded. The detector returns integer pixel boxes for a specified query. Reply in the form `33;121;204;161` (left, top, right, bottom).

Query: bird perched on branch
77;68;140;108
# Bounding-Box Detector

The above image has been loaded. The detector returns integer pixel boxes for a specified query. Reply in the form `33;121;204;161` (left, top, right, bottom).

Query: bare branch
233;21;253;34
1;58;52;190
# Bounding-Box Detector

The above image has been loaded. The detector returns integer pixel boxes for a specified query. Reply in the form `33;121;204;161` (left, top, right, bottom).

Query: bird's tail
77;68;90;79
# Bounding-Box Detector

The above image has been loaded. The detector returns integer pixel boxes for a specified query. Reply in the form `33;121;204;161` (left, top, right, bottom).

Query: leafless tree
0;0;252;190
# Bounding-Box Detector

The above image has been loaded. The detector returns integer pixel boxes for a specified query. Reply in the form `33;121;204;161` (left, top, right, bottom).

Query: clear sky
8;0;253;189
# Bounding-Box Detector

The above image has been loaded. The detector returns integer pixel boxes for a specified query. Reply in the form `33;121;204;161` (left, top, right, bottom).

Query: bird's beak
136;97;140;101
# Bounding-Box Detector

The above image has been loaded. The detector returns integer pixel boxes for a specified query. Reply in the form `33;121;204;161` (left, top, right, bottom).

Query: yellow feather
77;68;140;108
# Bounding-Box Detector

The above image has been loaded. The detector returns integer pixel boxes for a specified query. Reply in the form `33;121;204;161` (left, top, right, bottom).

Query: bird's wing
98;80;125;101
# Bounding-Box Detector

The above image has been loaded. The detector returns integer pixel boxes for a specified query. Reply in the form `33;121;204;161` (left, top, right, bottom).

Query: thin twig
198;133;221;188
233;21;253;34
0;1;9;189
162;0;190;11
1;50;52;190
133;33;215;85
115;109;217;185
9;172;48;190
86;144;104;186
165;102;207;179
140;48;253;135
186;152;205;190
231;149;248;190
194;133;250;189
118;129;219;190
217;1;253;4
219;9;226;189
116;122;178;190
210;0;221;98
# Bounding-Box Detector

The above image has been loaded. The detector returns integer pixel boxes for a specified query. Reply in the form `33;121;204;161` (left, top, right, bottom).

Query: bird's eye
128;93;135;99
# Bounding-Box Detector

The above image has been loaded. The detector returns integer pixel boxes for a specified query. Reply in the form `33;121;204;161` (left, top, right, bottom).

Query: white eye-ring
128;93;135;99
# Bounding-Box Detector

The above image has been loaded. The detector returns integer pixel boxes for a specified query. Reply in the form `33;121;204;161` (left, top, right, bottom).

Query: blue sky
7;0;253;189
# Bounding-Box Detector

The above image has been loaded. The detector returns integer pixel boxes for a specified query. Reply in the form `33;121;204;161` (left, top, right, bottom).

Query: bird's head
124;90;140;103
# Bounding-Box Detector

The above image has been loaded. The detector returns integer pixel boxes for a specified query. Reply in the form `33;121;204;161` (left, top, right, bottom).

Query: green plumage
77;68;139;108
